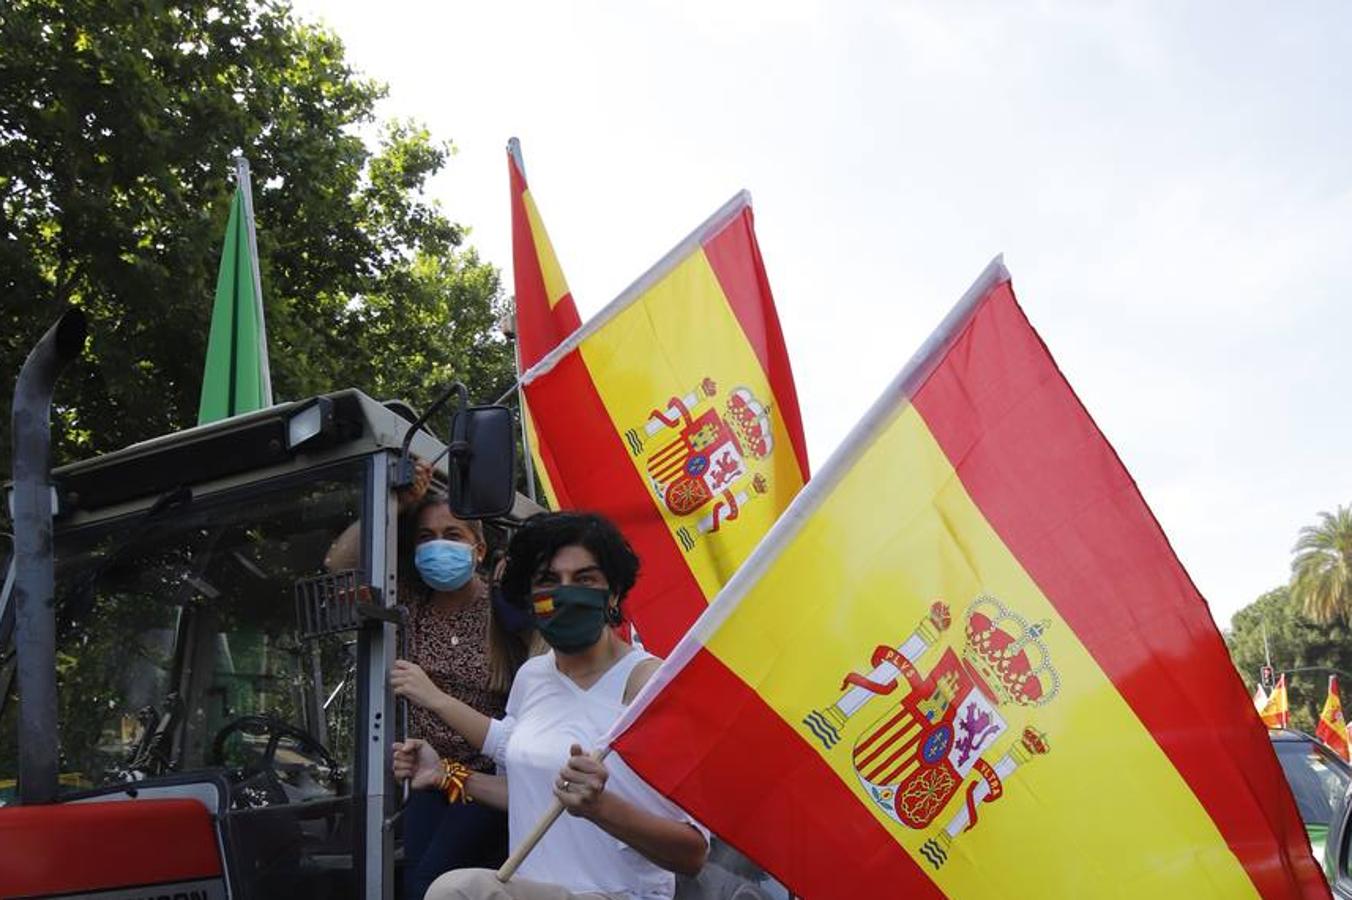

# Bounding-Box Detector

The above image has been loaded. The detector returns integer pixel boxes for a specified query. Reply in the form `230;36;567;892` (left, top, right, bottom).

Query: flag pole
508;306;539;504
506;139;540;504
496;747;611;882
235;155;273;406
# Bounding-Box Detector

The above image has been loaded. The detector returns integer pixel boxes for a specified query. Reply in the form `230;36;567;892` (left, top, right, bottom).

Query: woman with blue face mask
392;512;708;900
382;471;538;900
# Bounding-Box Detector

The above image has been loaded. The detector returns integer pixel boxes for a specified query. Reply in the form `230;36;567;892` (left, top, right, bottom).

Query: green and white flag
198;157;272;424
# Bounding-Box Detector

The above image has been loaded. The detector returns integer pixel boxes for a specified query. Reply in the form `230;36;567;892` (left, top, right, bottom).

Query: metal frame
353;450;397;900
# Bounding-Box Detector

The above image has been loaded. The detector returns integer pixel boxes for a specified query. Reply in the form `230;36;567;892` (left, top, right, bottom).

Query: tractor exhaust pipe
12;307;86;805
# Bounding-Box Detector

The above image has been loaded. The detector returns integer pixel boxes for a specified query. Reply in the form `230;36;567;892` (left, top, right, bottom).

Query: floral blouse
403;580;507;773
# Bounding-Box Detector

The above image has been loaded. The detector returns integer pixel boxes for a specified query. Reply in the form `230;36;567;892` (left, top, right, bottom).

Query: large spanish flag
607;259;1323;897
513;187;809;655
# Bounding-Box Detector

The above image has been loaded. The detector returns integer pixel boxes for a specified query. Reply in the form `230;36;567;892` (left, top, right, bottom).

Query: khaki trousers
424;868;629;900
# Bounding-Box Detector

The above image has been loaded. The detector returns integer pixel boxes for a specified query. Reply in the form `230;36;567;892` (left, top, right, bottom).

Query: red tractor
0;310;786;900
0;308;520;898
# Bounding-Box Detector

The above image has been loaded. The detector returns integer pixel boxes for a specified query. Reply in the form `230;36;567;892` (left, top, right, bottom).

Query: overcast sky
291;0;1352;629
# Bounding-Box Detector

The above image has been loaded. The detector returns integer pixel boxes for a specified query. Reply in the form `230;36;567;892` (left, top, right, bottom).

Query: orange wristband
439;757;474;804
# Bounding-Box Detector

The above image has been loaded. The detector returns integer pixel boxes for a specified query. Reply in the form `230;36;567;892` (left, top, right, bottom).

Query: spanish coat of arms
624;377;775;551
803;596;1059;869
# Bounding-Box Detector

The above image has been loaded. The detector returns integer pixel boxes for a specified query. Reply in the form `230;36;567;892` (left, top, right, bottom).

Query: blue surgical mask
414;540;476;592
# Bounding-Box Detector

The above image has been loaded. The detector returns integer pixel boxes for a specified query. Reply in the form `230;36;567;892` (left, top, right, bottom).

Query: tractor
0;309;786;900
0;307;523;898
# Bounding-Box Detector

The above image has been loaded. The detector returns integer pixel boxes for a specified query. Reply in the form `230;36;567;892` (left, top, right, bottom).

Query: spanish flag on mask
606;259;1322;897
508;151;809;655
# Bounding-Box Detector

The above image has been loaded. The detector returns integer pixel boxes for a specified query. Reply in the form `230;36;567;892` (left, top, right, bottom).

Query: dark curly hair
500;512;640;616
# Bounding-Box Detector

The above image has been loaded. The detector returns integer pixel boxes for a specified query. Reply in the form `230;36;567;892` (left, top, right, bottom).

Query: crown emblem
724;388;773;460
961;596;1060;707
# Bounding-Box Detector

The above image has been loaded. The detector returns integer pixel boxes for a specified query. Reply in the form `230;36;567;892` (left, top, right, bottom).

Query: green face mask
532;585;610;653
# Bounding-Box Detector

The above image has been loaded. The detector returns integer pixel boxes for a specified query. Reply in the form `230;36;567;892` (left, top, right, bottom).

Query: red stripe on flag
910;281;1325;896
613;648;943;900
701;208;810;482
509;158;581;369
524;355;708;655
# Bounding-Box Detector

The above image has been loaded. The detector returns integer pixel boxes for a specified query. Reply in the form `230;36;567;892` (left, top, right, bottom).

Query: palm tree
1291;506;1352;623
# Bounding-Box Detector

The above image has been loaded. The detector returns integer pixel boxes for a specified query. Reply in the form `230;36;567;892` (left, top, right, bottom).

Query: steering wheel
209;714;343;809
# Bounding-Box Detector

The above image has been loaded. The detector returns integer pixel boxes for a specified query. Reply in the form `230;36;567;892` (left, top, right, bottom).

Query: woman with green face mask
392;512;708;900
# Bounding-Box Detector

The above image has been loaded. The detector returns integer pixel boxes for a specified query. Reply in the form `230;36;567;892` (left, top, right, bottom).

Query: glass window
1275;739;1352;827
0;461;366;804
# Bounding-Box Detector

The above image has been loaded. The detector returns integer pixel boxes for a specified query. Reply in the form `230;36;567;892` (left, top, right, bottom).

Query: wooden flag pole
496;746;612;883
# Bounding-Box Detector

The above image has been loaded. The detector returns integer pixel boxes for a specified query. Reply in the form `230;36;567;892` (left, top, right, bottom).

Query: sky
291;0;1352;629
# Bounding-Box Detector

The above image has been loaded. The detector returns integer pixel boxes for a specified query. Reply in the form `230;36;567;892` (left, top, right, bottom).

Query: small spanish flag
1317;675;1350;761
1259;673;1289;729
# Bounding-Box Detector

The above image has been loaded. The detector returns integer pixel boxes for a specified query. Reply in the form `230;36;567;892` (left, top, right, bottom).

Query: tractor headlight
287;397;336;450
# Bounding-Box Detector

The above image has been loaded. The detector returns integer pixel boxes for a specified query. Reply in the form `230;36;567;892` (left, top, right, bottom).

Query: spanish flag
511;180;809;655
508;139;583;508
1317;676;1349;761
608;259;1321;896
1260;673;1290;730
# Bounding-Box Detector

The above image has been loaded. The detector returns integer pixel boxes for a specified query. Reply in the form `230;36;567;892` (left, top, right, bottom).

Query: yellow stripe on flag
522;189;571;309
521;396;562;508
579;248;808;599
703;404;1256;896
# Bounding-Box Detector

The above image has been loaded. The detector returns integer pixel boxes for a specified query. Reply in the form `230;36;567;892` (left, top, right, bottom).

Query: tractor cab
0;365;523;898
0;311;788;900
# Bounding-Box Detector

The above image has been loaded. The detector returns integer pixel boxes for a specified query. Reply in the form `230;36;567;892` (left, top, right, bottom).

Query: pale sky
292;0;1352;628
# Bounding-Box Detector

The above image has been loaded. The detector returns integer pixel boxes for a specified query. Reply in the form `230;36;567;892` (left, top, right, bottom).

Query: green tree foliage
0;0;515;479
1227;586;1352;733
1290;506;1352;624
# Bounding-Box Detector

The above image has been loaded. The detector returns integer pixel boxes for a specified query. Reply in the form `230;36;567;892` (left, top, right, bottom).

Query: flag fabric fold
607;258;1322;897
1260;673;1290;730
198;163;271;425
510;177;809;655
1317;675;1349;761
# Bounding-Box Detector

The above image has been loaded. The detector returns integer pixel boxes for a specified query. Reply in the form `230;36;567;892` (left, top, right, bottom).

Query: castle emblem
803;596;1059;869
624;378;774;551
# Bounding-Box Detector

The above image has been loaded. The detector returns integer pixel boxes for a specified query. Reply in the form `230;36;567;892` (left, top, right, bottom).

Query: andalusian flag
1260;673;1290;730
1317;676;1350;761
607;259;1322;896
198;157;272;424
513;188;809;655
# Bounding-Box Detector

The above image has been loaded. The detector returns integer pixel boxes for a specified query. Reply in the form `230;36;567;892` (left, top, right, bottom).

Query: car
1269;728;1352;871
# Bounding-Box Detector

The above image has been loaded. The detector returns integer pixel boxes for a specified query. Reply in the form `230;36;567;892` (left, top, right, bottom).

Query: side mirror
446;405;516;520
396;383;517;521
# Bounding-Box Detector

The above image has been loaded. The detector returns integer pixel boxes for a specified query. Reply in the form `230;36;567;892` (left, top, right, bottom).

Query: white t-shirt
482;649;706;900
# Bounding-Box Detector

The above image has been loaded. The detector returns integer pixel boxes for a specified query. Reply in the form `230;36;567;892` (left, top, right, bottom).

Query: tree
0;0;515;481
1290;506;1352;624
1226;586;1352;733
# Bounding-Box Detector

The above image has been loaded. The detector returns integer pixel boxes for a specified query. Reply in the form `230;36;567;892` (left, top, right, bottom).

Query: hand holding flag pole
495;746;613;883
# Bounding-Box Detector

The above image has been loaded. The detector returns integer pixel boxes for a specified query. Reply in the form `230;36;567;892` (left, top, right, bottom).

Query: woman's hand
396;459;432;513
391;659;447;711
392;738;443;790
554;743;609;820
